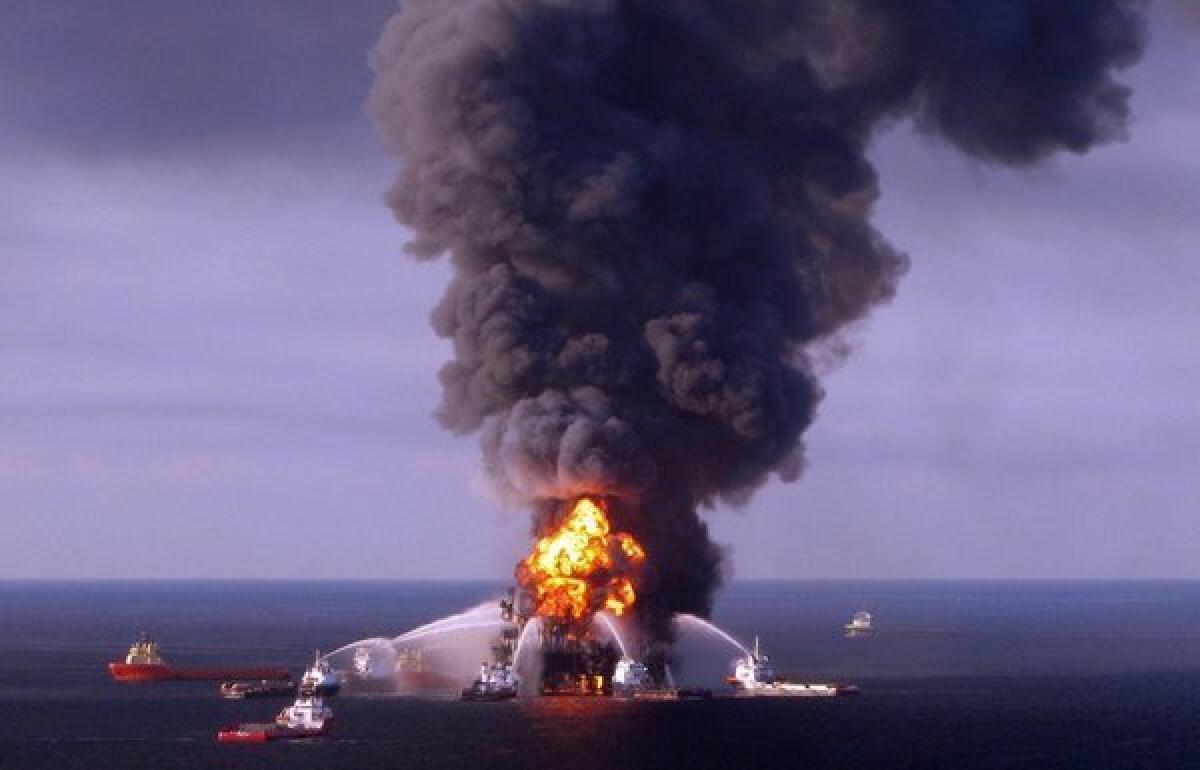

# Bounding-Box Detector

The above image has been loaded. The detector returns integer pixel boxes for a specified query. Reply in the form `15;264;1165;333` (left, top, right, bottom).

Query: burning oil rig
481;497;661;697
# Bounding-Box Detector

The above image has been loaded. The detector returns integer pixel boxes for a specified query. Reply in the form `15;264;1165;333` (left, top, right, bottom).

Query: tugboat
727;637;856;697
217;690;333;743
108;632;289;683
460;661;518;701
844;610;874;637
611;657;652;697
298;650;341;697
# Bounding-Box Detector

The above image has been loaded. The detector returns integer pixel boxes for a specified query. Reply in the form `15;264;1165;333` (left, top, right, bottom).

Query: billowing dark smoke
368;0;1145;635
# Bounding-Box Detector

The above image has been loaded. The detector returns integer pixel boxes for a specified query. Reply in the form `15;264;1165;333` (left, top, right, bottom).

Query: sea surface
2;580;1199;769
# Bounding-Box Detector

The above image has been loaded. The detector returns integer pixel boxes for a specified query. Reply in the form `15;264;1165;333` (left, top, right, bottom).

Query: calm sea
2;580;1199;769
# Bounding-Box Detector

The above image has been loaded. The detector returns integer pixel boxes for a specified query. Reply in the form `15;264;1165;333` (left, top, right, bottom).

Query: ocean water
2;580;1199;769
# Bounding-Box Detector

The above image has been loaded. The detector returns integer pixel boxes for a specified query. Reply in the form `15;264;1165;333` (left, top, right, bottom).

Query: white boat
727;637;857;697
218;690;333;742
299;650;341;697
461;661;517;701
729;636;778;690
844;610;873;637
353;647;373;677
612;657;652;696
275;690;334;730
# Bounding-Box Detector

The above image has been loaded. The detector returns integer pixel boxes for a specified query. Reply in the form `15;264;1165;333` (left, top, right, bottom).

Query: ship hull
220;681;296;699
109;662;290;683
396;670;458;693
217;723;328;743
460;688;516;702
728;681;851;697
108;662;174;682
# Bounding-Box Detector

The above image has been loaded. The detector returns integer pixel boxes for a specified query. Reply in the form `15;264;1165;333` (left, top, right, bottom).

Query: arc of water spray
324;599;514;664
674;613;749;656
512;616;542;679
594;612;630;658
323;636;394;661
394;619;511;645
392;601;505;644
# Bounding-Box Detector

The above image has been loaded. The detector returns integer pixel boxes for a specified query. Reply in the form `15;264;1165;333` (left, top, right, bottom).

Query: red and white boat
217;690;333;743
108;632;290;683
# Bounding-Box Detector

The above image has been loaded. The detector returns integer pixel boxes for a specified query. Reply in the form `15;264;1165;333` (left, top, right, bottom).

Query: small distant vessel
219;680;296;700
217;690;333;743
108;632;290;683
844;610;874;637
298;651;341;697
461;661;517;701
727;637;856;697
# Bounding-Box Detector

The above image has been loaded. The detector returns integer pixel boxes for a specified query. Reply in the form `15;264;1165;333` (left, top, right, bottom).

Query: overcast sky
2;1;1196;579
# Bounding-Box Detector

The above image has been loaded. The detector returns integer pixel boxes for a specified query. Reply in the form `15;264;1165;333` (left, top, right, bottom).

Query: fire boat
611;657;652;696
727;637;859;697
108;632;290;683
217;689;333;743
298;650;341;697
461;660;518;701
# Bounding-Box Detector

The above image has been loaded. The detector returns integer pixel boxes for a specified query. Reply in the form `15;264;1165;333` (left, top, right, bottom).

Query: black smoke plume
368;0;1146;635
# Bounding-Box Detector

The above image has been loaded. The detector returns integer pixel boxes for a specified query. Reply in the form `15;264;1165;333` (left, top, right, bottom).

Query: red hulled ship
108;632;290;683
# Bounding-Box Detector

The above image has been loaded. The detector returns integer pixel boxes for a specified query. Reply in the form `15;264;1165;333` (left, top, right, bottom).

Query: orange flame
516;497;646;620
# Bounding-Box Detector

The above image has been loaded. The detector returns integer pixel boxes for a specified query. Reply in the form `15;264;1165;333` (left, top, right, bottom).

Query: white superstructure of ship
275;691;334;731
612;657;652;696
844;610;874;637
217;688;333;742
299;650;341;697
461;661;518;701
352;647;374;677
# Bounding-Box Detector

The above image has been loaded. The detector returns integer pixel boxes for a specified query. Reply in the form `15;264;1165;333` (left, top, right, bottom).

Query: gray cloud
0;0;395;152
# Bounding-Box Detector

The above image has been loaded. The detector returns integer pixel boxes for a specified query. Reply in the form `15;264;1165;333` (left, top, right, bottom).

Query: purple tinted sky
1;1;1196;578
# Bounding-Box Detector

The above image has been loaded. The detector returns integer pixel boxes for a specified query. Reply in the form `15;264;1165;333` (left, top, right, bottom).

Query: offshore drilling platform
466;497;658;698
495;585;623;696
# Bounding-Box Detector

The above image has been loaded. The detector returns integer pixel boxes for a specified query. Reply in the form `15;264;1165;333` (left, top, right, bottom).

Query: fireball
516;497;646;620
